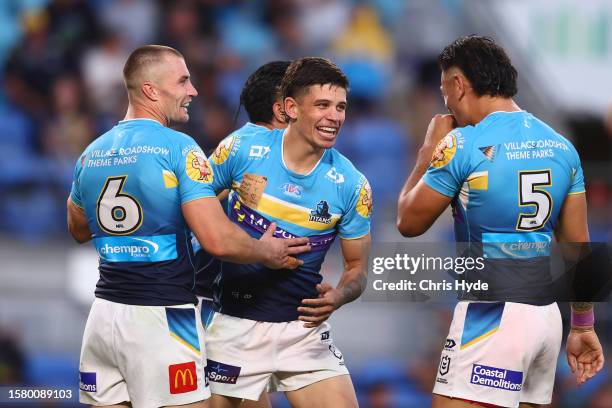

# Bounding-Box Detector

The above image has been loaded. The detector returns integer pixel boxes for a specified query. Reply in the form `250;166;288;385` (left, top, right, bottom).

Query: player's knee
210;394;242;408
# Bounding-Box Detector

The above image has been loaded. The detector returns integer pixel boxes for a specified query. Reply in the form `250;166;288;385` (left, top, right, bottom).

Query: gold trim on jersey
256;194;340;231
467;171;488;190
163;170;179;188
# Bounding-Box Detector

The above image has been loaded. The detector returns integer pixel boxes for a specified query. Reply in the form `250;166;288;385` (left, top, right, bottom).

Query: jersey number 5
97;176;143;234
516;170;552;231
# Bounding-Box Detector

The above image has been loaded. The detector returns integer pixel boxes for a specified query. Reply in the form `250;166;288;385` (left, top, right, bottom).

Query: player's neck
254;121;274;130
124;103;168;127
282;128;325;175
254;117;287;131
471;97;521;125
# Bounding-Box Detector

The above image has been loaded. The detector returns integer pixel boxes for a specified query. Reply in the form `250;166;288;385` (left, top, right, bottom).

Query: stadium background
0;0;610;406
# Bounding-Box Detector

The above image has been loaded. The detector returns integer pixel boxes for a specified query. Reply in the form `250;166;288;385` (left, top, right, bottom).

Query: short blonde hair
123;45;184;91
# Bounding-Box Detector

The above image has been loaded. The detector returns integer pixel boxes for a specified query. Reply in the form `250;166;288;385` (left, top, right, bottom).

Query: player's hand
566;329;605;385
423;114;457;150
298;282;341;328
259;222;310;269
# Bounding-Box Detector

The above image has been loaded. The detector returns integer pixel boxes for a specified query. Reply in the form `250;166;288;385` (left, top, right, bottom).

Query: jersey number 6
97;176;143;235
516;170;552;231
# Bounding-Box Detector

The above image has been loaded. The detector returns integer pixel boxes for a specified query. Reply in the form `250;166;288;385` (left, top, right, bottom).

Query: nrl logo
439;355;451;376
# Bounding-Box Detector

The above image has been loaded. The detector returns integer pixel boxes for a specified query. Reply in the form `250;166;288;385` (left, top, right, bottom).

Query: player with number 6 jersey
71;117;216;305
67;45;309;408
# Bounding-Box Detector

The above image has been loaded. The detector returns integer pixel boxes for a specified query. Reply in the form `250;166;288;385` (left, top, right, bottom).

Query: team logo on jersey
310;201;332;224
186;149;213;183
280;182;303;198
479;145;499;162
249;145;271;159
431;133;457;168
325;167;345;184
356;179;372;218
211;136;235;165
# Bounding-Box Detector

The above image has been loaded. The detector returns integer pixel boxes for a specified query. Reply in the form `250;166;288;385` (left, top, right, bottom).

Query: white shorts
79;298;211;408
433;301;562;408
205;312;349;400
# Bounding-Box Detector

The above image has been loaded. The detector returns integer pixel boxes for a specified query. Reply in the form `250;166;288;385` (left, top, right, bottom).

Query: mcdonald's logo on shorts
169;361;198;394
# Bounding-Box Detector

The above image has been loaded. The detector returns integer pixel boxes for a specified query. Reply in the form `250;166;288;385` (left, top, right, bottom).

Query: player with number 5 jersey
397;36;604;408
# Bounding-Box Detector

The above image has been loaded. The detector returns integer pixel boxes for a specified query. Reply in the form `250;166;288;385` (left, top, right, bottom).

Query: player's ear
454;74;467;101
141;82;160;102
272;101;288;125
284;97;298;121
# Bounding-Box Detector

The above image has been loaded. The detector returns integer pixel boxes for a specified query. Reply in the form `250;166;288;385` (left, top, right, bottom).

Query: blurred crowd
0;1;610;407
0;0;437;240
1;0;610;242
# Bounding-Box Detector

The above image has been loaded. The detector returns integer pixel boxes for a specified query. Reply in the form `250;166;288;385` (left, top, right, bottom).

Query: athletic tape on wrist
571;309;594;328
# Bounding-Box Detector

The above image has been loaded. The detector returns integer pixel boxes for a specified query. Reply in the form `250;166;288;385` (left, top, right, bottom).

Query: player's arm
336;235;370;305
555;191;590;243
183;197;309;269
554;193;604;384
66;197;92;243
397;114;455;236
216;189;229;201
397;180;452;237
298;234;370;328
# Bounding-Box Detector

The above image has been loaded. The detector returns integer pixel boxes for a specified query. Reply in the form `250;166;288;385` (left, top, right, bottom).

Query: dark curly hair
239;61;290;124
280;57;349;101
438;35;518;98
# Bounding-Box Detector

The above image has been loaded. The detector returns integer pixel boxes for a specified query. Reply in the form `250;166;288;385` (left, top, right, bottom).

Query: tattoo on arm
337;272;367;307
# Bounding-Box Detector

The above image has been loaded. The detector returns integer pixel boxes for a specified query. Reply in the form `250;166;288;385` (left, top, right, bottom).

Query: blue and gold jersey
70;119;216;306
423;111;585;302
424;111;584;243
206;122;372;322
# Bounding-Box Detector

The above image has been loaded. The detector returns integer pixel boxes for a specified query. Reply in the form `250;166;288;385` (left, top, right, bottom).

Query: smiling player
194;60;291;408
204;57;372;408
67;45;309;408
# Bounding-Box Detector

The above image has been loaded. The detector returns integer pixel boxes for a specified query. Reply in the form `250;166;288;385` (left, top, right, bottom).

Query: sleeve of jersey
338;175;372;239
69;155;84;208
568;146;586;195
422;130;469;198
174;138;217;204
208;134;240;192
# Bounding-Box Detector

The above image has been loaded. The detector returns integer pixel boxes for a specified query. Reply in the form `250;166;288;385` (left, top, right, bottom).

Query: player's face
292;84;347;149
157;55;198;124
